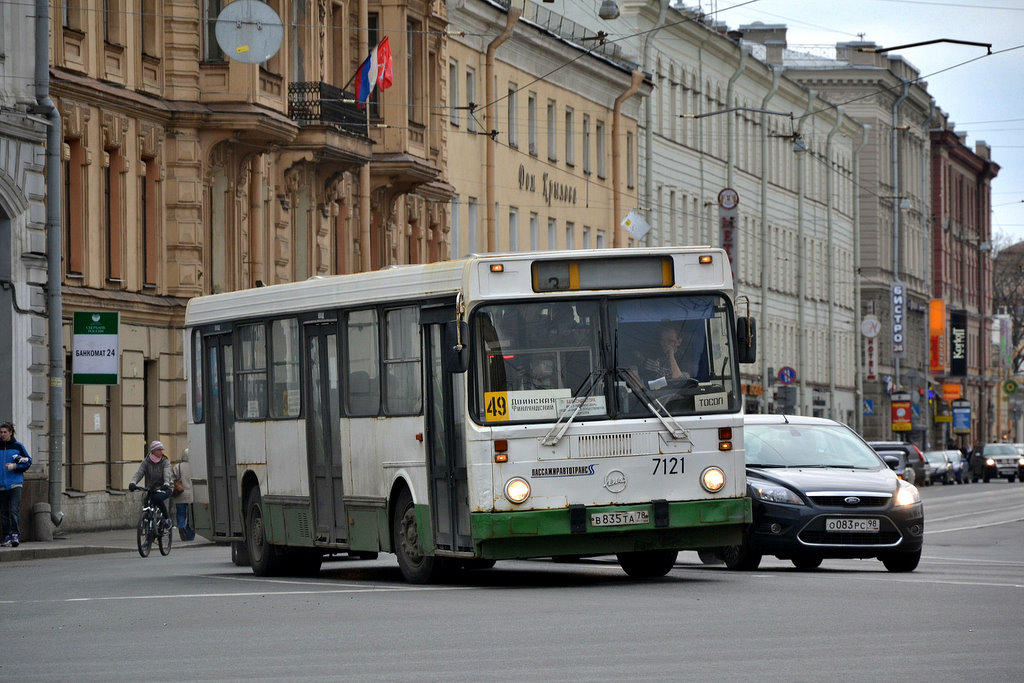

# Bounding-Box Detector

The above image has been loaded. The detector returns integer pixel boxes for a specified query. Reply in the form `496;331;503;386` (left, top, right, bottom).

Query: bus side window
347;371;375;414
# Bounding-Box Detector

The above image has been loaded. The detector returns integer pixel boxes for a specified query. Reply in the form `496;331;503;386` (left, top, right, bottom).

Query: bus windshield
472;294;739;424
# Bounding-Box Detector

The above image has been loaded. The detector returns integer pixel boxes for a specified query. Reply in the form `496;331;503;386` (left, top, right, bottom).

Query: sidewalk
0;528;215;562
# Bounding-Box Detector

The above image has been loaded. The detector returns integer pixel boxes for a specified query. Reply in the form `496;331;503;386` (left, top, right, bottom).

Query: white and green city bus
185;248;756;582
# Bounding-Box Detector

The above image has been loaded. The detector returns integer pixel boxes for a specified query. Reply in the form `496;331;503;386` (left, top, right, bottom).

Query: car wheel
697;549;724;565
1008;474;1016;483
881;548;921;573
720;541;761;571
983;474;990;483
791;555;823;570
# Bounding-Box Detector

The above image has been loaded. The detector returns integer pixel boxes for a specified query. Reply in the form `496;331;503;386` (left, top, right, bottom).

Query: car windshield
746;422;884;469
984;444;1017;455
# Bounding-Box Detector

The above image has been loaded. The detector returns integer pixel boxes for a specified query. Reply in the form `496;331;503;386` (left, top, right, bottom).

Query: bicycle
132;484;173;557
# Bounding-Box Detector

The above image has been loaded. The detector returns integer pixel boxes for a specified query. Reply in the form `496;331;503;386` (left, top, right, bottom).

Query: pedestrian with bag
0;421;32;547
172;448;195;541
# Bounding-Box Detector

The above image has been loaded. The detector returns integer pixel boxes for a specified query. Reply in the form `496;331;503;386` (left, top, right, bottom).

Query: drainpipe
921;100;936;448
250;156;265;285
826;106;843;418
759;67;781;411
642;0;669;245
796;89;816;415
725;45;748;191
485;8;521;252
35;0;65;527
854;123;870;435
892;78;909;391
613;70;645;248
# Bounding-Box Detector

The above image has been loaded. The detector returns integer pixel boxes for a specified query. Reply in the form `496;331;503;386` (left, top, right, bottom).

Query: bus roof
184;247;727;327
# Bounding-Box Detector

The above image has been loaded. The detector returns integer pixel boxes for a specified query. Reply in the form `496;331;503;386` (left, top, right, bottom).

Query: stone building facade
47;0;450;528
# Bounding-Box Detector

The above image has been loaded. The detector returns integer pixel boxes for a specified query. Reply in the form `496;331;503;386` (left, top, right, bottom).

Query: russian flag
353;48;379;109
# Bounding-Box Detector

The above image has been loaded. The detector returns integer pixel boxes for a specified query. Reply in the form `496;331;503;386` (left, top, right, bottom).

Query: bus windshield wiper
541;369;605;446
615;368;690;442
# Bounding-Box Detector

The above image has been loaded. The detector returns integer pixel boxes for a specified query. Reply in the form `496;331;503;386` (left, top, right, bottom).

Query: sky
707;0;1024;248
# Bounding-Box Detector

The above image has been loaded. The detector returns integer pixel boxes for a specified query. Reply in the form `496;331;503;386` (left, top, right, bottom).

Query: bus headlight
504;477;531;504
700;467;726;493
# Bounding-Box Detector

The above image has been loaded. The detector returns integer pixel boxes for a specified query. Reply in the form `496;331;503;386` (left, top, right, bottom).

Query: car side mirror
883;455;901;471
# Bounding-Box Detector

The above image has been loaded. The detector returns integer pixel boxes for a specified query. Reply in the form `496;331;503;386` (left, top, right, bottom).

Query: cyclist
129;441;173;532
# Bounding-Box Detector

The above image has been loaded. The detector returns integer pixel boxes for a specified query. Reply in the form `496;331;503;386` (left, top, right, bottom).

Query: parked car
922;450;954;485
717;415;924;572
1014;444;1024;482
968;442;1023;483
867;440;927;486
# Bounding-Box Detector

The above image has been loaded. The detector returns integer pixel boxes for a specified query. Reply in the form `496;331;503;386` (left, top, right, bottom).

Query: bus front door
204;332;242;539
422;311;472;554
304;320;347;544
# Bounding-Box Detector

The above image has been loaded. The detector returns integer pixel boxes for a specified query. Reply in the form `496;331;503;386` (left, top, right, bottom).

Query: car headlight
1018;457;1024;466
894;480;920;507
986;457;995;467
700;466;726;493
747;477;803;505
504;477;531;504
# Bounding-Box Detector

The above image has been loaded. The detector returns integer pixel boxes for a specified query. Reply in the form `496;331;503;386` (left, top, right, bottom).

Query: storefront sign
950;309;967;377
72;311;120;385
891;391;912;432
929;299;946;374
891;283;906;358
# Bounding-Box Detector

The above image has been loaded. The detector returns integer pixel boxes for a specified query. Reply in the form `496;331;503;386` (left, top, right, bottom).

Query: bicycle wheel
158;512;173;556
137;510;152;558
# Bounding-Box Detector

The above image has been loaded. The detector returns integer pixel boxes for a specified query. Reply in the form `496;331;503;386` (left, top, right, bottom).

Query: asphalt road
1;481;1022;682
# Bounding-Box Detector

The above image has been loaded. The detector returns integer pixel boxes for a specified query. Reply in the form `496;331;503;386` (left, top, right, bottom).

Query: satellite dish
215;0;284;64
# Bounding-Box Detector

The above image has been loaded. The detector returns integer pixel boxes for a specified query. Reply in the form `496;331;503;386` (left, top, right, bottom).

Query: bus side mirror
736;317;756;364
443;320;470;373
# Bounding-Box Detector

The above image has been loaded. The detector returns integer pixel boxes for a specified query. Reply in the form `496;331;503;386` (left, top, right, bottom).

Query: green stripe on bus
469;498;751;560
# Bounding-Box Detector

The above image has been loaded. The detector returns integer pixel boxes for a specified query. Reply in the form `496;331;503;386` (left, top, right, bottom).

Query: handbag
172;464;184;497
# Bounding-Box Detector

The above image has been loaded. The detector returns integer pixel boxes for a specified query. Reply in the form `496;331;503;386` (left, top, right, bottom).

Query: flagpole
358;0;371;272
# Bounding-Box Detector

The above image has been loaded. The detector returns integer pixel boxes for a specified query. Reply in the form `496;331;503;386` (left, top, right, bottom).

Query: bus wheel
246;490;283;577
616;549;678;578
392;488;442;584
286;549;323;577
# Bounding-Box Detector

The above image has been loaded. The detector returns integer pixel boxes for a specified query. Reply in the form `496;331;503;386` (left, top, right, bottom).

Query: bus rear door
303;317;348;544
203;331;243;539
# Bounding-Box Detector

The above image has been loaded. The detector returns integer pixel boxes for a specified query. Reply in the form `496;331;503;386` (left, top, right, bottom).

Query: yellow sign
484;392;510;421
941;383;963;401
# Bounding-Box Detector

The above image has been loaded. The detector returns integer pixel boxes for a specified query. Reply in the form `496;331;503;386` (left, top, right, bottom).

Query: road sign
863;399;874;416
778;366;796;385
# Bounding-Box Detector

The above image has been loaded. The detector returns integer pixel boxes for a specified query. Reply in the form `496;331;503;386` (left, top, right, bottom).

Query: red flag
376;37;393;91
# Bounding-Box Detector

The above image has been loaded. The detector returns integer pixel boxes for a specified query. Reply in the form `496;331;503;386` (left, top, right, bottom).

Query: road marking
924;516;1024;534
0;583;475;605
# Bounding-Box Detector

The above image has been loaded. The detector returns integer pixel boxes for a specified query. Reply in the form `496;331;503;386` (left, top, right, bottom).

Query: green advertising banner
72;312;120;384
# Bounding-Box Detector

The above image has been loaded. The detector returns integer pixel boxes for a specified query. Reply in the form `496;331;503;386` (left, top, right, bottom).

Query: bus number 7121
652;457;685;475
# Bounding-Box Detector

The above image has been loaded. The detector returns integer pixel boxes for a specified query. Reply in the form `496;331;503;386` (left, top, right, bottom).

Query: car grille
798;516;902;546
807;494;891;507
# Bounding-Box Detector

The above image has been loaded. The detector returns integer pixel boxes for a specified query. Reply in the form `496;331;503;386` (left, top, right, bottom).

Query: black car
867;440;928;486
718;415;924;572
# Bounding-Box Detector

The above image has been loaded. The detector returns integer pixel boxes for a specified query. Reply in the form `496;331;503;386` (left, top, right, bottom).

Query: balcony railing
288;82;368;137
